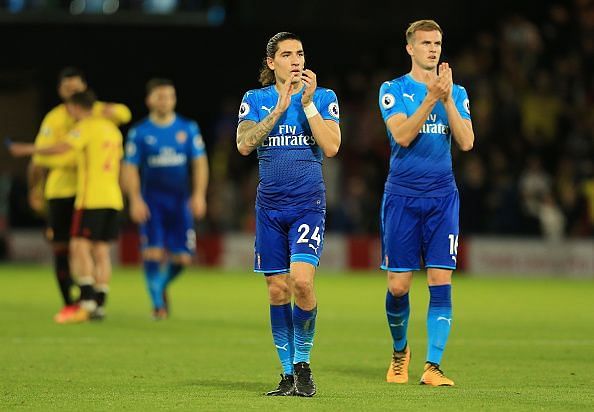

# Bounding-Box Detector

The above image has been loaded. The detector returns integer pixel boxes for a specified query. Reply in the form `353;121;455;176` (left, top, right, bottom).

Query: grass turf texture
1;264;593;411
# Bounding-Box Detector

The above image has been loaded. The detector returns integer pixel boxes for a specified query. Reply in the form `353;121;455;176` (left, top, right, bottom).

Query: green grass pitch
1;264;593;411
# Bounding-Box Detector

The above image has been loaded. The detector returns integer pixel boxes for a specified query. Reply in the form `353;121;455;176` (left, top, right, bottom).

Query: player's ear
406;43;414;57
266;56;274;71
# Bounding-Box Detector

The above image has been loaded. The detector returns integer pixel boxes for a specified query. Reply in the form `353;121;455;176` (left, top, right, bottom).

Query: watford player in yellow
22;90;125;323
10;67;130;322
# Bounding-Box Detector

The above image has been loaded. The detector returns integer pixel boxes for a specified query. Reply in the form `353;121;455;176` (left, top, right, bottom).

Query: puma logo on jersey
261;105;274;114
308;244;319;253
403;93;415;102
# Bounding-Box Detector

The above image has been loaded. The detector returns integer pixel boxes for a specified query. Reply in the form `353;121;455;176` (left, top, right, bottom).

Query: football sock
144;260;165;309
427;284;452;365
54;250;74;305
94;284;109;308
270;303;295;375
165;262;184;287
293;305;317;364
78;277;97;312
386;290;410;352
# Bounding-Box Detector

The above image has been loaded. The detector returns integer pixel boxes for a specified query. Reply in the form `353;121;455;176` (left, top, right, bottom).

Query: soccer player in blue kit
378;20;474;386
123;78;209;320
236;32;341;397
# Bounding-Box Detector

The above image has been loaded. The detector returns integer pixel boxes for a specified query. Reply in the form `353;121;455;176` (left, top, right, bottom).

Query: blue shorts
140;193;195;255
380;191;459;272
254;206;326;274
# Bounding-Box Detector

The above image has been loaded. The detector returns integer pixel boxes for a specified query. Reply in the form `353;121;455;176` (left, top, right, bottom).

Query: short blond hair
406;19;443;44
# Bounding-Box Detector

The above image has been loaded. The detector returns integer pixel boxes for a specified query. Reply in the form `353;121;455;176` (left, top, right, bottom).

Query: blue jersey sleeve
317;89;340;123
454;85;472;121
124;127;142;165
379;81;406;122
238;90;260;123
189;121;206;158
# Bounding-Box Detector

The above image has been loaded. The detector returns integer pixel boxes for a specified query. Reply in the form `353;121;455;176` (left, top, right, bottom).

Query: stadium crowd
204;2;593;241
1;2;592;245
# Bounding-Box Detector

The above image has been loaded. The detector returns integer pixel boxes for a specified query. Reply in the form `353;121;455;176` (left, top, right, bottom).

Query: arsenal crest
176;130;187;144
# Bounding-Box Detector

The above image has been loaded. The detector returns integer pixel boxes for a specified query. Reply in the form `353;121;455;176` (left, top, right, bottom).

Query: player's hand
190;194;207;220
28;190;45;214
129;197;150;224
8;142;35;157
102;104;116;119
274;73;296;115
438;62;453;103
426;71;448;103
301;69;317;106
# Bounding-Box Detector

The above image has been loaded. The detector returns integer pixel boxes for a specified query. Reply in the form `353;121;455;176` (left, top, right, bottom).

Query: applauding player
378;20;474;386
237;32;341;397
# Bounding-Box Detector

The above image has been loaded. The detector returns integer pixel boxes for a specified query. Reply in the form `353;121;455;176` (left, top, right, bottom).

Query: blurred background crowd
0;0;592;258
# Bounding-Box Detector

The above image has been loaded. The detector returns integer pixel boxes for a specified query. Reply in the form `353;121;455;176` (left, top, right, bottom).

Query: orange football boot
420;363;454;386
386;345;410;383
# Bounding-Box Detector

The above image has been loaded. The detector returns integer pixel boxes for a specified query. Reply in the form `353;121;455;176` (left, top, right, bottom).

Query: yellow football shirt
32;102;131;200
66;116;124;210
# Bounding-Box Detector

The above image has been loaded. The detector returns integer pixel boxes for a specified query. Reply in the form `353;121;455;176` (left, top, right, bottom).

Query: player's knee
267;281;291;303
92;244;109;259
171;254;192;266
143;248;164;261
427;269;453;285
69;239;83;256
388;283;410;297
292;276;314;296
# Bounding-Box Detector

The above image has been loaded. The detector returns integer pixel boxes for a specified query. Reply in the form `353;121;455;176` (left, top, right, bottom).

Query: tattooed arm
236;75;295;156
236;113;282;156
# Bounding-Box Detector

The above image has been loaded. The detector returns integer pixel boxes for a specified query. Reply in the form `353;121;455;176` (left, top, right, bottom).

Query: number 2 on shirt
297;224;322;246
102;141;119;172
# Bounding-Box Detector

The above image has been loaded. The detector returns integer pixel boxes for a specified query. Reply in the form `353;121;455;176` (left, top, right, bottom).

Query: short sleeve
124;127;142;165
32;112;59;166
65;126;87;150
189;121;206;158
379;81;406;122
317;89;340;123
237;90;260;123
454;85;472;121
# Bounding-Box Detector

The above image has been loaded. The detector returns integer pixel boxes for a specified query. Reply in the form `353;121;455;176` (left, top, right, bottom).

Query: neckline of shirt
406;73;429;87
149;114;177;129
270;84;305;99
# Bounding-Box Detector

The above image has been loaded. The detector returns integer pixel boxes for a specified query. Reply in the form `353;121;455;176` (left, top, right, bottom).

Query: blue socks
385;285;452;365
165;262;184;287
270;304;318;374
143;261;186;310
386;291;410;351
270;304;295;375
293;305;317;364
427;284;453;365
143;260;166;310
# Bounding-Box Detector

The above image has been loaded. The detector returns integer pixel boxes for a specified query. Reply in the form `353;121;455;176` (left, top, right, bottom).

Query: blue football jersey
238;85;340;210
379;74;471;197
124;115;206;197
